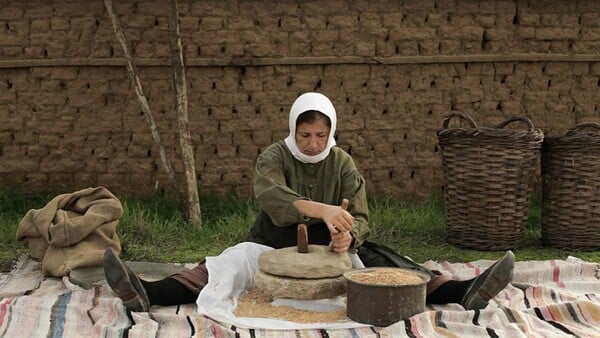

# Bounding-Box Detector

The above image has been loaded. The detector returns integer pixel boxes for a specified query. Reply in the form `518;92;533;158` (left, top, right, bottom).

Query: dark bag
357;241;434;277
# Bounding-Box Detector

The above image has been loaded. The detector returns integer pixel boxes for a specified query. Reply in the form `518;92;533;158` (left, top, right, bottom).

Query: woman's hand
292;198;355;252
327;199;354;253
293;198;354;234
322;199;354;234
330;230;353;253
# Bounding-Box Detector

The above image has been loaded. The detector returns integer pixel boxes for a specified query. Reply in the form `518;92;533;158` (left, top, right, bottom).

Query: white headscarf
284;92;337;164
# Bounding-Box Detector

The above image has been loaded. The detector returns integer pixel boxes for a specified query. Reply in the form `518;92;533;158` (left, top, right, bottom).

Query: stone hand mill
255;221;353;300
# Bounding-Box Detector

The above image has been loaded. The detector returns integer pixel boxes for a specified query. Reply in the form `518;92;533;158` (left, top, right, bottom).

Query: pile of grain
347;268;423;286
234;287;347;323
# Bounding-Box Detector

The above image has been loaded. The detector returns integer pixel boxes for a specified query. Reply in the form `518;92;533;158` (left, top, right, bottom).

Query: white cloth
196;242;368;330
284;92;337;164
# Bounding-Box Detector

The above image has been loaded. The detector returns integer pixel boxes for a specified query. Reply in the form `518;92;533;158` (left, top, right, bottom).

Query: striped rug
1;255;599;337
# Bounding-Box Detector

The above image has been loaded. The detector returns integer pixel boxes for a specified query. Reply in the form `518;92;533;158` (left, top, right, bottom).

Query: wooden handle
297;224;308;253
341;198;349;210
329;199;350;252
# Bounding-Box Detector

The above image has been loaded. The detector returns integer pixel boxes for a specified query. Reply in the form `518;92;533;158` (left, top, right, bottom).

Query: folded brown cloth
16;186;123;277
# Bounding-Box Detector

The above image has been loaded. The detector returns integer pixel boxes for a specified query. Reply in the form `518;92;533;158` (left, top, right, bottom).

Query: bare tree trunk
104;0;185;211
168;0;202;225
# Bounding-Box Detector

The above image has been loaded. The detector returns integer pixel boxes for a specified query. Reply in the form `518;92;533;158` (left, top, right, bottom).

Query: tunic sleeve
340;157;371;249
253;144;308;226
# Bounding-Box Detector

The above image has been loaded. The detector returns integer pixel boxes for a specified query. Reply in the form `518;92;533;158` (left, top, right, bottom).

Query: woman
104;92;514;313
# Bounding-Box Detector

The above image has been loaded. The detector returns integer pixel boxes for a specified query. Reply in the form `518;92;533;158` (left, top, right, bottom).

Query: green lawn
2;188;599;272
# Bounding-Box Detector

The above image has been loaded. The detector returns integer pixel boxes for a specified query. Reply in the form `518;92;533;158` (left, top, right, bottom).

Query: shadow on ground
0;259;15;273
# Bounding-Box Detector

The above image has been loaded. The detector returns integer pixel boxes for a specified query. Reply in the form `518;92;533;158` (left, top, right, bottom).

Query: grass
2;187;600;272
0;188;55;263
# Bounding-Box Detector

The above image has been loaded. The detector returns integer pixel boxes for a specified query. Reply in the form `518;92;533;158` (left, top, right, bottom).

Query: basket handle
495;116;535;131
442;111;477;129
565;122;600;136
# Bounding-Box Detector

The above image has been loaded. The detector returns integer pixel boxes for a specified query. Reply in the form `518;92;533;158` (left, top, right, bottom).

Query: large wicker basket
437;112;544;251
541;123;600;250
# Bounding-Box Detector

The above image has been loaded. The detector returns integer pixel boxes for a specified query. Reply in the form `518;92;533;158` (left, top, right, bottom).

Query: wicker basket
541;123;600;250
437;112;544;251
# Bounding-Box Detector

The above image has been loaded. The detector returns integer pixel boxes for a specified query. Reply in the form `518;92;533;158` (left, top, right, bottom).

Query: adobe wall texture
0;0;599;199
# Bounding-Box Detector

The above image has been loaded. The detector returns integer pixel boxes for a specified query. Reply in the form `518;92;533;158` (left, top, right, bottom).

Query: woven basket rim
437;127;545;138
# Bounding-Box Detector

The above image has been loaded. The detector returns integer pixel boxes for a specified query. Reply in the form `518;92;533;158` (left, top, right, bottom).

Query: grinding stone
254;269;347;300
258;244;352;278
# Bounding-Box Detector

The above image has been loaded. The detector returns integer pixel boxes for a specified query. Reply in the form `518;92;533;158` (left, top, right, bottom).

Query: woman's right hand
330;230;353;252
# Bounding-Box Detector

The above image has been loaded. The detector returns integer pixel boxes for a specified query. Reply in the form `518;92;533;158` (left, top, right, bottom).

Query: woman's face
295;118;331;156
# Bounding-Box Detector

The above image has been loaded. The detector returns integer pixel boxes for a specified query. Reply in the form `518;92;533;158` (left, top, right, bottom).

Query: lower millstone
254;269;347;300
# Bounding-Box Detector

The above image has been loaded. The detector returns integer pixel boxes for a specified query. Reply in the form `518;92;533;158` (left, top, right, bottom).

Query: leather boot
103;247;150;312
461;250;515;310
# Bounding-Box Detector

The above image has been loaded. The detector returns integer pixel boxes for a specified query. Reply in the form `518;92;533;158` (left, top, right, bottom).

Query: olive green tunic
246;140;371;250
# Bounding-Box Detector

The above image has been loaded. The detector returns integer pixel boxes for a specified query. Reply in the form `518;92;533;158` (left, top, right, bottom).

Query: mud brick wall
0;0;599;199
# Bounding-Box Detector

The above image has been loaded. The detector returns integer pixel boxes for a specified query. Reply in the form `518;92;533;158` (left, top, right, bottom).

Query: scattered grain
234;287;347;323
